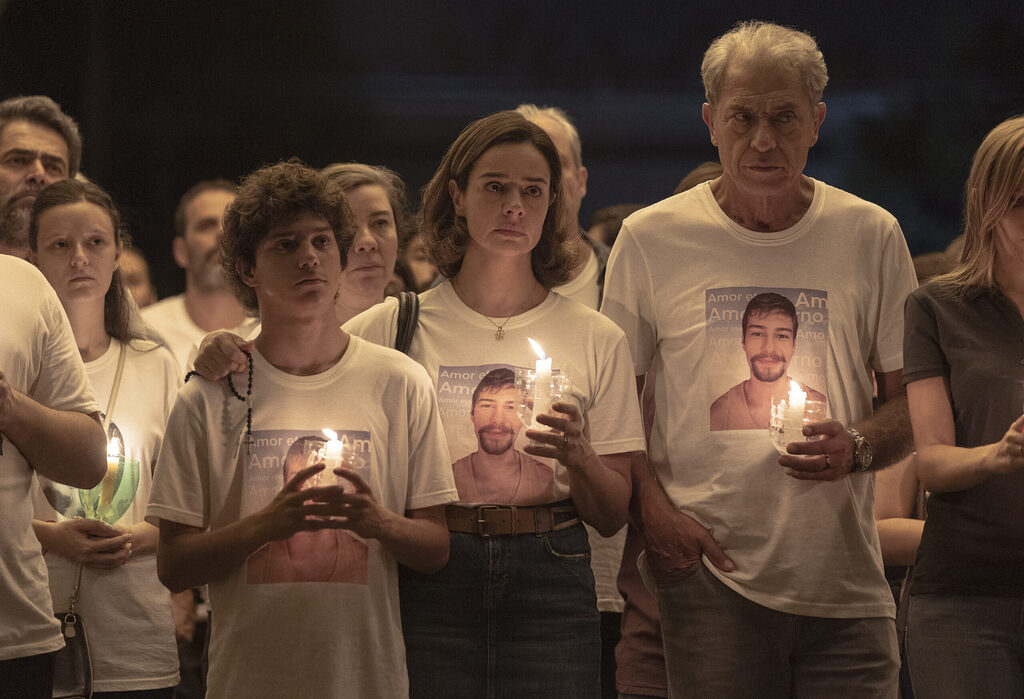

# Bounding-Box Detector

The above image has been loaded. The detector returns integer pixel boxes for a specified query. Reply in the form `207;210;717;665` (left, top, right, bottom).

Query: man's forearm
630;451;680;522
854;394;914;471
3;390;105;487
158;516;271;593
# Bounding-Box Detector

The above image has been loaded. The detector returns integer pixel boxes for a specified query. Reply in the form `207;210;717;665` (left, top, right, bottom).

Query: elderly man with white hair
602;21;916;697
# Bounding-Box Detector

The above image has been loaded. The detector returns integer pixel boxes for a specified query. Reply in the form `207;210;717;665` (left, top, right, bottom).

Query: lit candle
100;437;120;509
321;428;343;485
787;380;807;415
528;338;552;430
783;380;809;437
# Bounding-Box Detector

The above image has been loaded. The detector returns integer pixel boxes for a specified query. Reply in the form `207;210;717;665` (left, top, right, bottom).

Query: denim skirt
399;520;600;698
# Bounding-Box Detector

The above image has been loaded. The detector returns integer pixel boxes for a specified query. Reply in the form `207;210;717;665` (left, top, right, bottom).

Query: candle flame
527;337;546;360
787;380;807;411
322;428;338;441
106;436;120;457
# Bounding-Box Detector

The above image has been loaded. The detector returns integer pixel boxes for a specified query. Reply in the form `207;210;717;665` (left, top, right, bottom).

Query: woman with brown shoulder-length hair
344;110;645;696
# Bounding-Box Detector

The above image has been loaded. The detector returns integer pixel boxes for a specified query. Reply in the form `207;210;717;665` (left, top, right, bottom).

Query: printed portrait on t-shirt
243;430;370;585
436;364;554;505
706;287;829;431
38;419;141;526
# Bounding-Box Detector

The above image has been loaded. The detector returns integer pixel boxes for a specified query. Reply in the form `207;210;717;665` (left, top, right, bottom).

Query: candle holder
78;425;139;524
514;368;574;443
768;398;827;454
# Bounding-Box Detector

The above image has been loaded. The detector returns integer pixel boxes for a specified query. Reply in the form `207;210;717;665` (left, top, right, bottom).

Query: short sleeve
344;296;400;349
403;364;458;511
147;391;210;529
34;282;99;414
585;332;646;456
871;220;918;373
600;221;657;376
902;288;949;386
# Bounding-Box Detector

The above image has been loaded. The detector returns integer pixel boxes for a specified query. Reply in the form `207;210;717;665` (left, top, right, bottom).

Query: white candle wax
533;358;552;429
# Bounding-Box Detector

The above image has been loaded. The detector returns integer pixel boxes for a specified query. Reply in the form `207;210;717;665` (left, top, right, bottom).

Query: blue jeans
654;562;898;698
399;522;600;699
906;594;1024;698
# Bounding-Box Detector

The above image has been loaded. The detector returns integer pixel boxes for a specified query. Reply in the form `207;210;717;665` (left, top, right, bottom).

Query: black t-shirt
903;281;1024;596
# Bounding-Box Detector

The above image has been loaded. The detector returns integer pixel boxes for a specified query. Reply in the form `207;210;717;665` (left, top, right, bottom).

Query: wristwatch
846;428;873;473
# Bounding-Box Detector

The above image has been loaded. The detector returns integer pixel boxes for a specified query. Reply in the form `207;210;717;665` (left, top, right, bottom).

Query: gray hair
0;96;82;177
515;103;583;168
701;21;828;107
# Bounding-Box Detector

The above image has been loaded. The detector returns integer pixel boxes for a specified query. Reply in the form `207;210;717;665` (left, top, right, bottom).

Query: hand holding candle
769;381;826;454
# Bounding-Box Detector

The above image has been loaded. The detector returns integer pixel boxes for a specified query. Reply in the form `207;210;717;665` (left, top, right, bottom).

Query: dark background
2;0;1022;298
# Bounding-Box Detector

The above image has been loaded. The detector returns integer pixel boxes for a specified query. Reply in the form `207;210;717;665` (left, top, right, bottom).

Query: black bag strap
394;291;419;355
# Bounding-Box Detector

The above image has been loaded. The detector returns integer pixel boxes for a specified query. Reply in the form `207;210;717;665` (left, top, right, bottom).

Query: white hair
515;103;583;168
701;21;828;106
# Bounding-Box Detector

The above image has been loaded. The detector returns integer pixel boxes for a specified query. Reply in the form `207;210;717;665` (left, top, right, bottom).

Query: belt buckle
475;505;515;537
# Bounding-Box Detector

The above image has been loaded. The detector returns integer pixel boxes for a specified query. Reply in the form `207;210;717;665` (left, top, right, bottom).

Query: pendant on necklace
495;328;504;341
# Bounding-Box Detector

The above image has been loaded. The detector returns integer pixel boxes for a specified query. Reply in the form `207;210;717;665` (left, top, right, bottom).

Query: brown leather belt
445;503;579;537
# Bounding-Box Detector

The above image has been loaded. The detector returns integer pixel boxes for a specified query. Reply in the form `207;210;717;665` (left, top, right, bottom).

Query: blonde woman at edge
902;115;1024;698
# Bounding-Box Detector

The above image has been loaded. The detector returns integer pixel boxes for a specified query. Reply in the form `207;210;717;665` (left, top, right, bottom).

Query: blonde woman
903;115;1024;697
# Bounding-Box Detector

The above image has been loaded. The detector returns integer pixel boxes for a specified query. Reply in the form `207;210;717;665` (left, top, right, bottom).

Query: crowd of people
0;18;1021;699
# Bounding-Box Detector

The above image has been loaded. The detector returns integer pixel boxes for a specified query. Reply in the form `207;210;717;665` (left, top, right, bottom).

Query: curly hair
420;111;576;288
28;179;138;343
320;162;414;249
220;159;354;312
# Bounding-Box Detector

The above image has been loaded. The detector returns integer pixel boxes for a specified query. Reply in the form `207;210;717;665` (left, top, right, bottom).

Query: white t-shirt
33;338;180;690
147;336;457;698
344;282;646;506
554;244;601;310
141;293;257;375
602;179;916;619
0;257;99;660
556;248;625;613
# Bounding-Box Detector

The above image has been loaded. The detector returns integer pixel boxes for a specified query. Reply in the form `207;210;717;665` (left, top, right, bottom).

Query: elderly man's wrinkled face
702;59;825;202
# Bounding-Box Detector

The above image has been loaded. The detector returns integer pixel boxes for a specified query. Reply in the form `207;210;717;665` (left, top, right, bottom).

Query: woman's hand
37;518;133;569
523;400;591;468
982;414;1024;476
193;331;253;380
525;401;632;535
